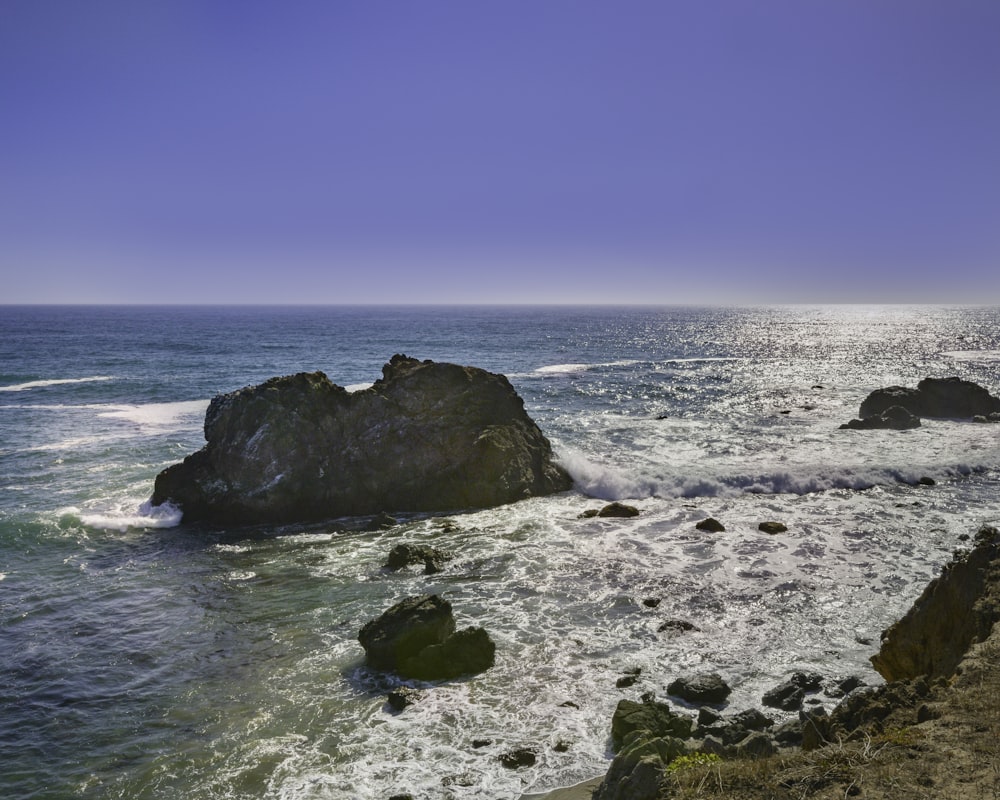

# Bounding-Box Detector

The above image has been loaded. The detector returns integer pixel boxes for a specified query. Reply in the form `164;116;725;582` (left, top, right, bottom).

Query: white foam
96;400;209;429
558;449;658;500
534;360;640;375
0;376;114;392
941;350;1000;362
345;382;374;392
73;500;183;532
535;363;591;374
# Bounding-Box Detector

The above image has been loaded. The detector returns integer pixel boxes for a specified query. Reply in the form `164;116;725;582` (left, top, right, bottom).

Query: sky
1;1;998;304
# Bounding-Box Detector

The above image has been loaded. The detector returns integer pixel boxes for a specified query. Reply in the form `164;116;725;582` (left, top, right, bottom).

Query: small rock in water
696;517;726;532
386;687;422;712
642;597;661;608
597;502;640;518
918;476;936;486
667;673;732;705
658;619;699;634
384;543;451;575
472;738;492;748
369;511;399;529
499;747;537;769
758;521;788;534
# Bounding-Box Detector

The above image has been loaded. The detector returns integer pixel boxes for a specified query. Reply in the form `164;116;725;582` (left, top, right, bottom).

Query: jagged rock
598;502;640;518
667;673;732;705
858;376;1000;419
696;517;726;532
611;698;694;751
384;543;451;575
758;521;788;534
358;594;495;681
150;355;572;524
762;681;805;711
839;405;921;430
594;734;687;800
871;526;1000;682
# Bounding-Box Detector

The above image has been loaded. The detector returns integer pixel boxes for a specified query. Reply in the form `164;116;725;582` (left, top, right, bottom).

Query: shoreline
519;776;605;800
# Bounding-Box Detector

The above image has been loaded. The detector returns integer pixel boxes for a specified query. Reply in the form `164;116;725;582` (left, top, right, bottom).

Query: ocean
1;304;999;800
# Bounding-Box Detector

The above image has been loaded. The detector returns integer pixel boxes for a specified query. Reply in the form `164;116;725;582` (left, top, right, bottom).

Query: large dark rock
840;405;921;431
858;377;1000;420
871;526;1000;682
150;355;572;524
667;673;732;705
358;594;496;681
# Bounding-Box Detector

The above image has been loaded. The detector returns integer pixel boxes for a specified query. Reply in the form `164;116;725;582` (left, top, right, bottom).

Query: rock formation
357;594;496;681
858;376;1000;420
150;355;572;524
871;525;1000;682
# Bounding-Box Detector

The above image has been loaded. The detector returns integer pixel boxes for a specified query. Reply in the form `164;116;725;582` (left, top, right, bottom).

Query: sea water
1;304;998;800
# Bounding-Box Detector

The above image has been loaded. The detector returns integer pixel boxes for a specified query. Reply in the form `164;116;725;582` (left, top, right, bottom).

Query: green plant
666;752;723;774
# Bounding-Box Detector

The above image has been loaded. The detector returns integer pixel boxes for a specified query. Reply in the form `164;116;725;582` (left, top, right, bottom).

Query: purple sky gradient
1;1;998;303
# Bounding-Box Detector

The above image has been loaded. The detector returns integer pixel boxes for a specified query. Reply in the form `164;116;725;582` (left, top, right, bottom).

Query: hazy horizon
2;2;998;305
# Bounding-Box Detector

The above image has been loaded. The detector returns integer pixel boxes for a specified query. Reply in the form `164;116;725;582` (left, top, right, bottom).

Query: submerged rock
150;355;572;524
858;376;1000;420
358;594;496;681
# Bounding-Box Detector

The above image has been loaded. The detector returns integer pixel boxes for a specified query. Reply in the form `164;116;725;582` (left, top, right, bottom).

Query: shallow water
1;305;998;799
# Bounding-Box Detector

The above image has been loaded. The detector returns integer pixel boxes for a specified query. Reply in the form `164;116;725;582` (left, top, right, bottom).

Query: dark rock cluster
842;376;1000;430
151;355;572;524
357;594;495;681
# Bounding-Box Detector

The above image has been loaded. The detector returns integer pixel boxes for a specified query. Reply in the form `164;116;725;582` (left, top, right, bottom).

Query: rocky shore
524;524;1000;800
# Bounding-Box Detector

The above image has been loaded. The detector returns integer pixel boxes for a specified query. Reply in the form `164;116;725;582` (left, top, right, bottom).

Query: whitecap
941;350;1000;362
75;500;183;532
0;376;114;392
96;400;209;429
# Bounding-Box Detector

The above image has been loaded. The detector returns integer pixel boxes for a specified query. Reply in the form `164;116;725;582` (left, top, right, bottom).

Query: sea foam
0;376;114;392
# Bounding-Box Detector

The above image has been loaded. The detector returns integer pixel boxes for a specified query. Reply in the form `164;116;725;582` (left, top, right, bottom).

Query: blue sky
1;1;998;304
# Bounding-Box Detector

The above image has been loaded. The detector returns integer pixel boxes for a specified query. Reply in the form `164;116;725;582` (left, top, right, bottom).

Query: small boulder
598;502;640;518
758;521;788;534
358;594;495;681
696;517;726;532
762;681;805;711
667;673;732;705
384;543;451;575
499;747;537;769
